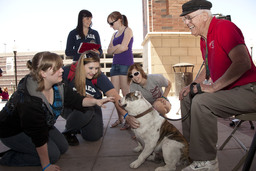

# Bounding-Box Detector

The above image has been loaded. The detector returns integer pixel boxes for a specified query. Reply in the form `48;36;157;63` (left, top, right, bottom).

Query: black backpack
0;77;30;135
0;89;25;121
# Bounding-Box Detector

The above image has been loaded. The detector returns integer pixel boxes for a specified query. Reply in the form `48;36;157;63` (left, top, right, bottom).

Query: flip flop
110;120;122;128
120;121;130;130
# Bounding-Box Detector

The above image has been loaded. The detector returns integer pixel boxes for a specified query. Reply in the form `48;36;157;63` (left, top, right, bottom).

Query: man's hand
179;85;190;100
200;83;215;93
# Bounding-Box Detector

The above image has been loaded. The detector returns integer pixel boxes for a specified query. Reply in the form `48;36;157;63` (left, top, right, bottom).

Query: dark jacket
65;27;103;61
0;75;85;147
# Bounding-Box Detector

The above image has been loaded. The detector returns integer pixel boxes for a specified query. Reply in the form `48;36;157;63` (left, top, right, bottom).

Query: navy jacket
65;28;102;61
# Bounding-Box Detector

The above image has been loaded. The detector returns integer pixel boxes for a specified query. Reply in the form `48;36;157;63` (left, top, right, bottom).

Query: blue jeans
110;64;129;76
0;127;68;166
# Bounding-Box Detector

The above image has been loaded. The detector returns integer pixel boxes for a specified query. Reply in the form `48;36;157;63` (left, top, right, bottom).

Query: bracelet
161;96;169;102
42;163;51;171
123;113;128;119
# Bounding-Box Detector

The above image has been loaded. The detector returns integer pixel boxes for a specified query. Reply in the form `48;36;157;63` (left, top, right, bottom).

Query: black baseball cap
180;0;212;16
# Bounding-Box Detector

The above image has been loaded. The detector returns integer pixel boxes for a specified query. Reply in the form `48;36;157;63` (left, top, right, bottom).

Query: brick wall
145;0;189;35
142;0;203;95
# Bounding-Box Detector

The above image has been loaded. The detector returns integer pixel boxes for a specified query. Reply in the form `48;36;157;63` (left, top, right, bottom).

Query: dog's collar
134;107;154;119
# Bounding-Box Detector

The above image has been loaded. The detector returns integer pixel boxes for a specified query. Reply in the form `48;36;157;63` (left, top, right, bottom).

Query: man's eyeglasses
182;12;202;22
129;71;140;78
108;19;118;26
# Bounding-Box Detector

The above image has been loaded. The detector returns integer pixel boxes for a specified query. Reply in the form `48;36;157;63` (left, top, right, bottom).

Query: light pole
3;43;6;54
13;40;18;88
251;46;253;58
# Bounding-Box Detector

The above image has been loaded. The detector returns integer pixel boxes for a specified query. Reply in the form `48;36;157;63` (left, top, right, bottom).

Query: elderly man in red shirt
179;0;256;170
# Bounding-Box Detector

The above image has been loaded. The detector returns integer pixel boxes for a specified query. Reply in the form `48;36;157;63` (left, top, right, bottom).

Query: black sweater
0;75;85;147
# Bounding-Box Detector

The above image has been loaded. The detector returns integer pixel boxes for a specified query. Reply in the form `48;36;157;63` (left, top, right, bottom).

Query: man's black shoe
63;132;79;146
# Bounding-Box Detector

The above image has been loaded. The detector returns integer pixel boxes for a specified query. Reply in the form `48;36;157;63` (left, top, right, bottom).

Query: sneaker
0;150;10;157
63;132;79;146
182;158;219;171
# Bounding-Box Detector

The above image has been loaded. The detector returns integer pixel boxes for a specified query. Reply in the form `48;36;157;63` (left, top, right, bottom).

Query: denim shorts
110;64;129;76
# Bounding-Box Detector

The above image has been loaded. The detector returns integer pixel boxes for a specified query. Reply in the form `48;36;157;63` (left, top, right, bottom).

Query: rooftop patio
0;97;255;171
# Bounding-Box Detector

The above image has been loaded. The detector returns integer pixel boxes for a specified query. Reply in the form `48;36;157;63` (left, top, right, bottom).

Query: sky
0;0;143;52
0;0;256;58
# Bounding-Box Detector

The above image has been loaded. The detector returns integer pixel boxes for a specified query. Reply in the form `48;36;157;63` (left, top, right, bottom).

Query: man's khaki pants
181;83;256;161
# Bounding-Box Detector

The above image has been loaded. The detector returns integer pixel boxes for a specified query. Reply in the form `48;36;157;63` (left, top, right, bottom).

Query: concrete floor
0;97;256;171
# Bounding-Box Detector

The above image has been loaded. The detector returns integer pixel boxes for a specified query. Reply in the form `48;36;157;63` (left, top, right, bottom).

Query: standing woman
0;52;113;170
65;10;103;61
107;11;134;127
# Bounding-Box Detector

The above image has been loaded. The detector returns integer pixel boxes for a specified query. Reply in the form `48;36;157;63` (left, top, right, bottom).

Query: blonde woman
62;52;138;145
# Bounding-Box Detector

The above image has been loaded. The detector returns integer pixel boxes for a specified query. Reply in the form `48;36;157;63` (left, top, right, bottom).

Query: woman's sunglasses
129;71;140;78
108;19;118;26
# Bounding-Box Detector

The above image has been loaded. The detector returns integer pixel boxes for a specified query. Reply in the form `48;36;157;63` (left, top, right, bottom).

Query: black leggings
62;106;103;141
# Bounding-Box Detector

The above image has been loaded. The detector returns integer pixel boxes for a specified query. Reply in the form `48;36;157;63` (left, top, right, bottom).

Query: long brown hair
74;52;101;96
27;51;63;91
76;10;93;39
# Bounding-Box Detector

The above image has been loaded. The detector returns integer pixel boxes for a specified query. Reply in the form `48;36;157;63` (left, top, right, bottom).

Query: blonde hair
26;51;63;91
74;52;101;96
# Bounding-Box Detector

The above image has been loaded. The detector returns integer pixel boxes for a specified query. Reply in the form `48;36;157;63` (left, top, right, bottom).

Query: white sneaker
182;158;219;171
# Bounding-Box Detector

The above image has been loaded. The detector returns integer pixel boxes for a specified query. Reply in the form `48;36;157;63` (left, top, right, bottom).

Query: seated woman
62;52;137;145
127;63;172;115
0;51;113;170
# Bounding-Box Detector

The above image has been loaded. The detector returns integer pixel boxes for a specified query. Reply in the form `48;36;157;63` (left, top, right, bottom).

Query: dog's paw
133;146;142;152
155;166;175;171
130;160;142;168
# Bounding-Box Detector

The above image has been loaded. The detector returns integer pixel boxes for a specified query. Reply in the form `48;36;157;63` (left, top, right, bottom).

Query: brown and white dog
120;91;190;171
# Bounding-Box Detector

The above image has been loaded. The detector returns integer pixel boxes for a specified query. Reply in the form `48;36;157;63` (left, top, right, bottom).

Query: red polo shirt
200;17;256;90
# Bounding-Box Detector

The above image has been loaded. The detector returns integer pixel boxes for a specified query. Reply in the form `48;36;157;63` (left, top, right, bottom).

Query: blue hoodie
65;27;102;61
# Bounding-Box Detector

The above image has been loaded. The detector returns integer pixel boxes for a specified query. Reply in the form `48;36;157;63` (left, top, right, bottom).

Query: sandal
120;121;130;130
110;120;122;128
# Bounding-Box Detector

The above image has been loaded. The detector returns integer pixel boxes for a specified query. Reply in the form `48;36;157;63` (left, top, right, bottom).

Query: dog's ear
135;91;142;98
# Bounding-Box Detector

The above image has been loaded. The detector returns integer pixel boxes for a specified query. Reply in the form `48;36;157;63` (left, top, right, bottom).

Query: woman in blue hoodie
65;10;103;61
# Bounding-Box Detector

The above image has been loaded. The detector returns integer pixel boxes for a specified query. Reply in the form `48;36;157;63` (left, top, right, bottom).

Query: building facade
142;0;203;95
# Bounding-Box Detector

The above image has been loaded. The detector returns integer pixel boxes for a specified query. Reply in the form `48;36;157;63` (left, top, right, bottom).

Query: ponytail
122;15;128;27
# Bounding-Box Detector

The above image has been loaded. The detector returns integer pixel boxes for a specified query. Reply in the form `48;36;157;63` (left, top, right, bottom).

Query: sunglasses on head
129;71;140;78
108;19;118;26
